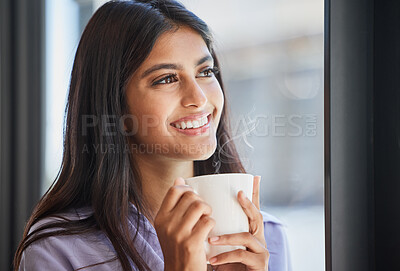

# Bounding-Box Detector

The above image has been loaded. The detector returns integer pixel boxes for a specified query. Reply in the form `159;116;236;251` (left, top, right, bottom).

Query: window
44;1;324;270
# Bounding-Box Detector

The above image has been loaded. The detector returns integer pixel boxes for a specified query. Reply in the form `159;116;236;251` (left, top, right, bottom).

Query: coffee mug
185;173;254;260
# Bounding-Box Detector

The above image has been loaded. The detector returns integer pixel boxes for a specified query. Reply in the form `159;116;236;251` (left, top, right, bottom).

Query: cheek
135;105;168;133
126;94;170;134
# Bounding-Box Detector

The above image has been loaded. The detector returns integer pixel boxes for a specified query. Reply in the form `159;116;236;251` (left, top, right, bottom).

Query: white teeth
186;121;193;128
192;120;200;128
180;122;186;129
201;116;208;125
172;115;210;130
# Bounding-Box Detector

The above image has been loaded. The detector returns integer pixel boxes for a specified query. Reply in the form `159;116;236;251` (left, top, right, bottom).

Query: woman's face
125;26;224;161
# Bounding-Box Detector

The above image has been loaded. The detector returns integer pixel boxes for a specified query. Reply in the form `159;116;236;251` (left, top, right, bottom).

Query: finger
238;190;263;223
237;191;265;238
182;199;213;230
208;232;266;253
159;177;193;212
208;248;268;268
169;191;204;224
192;215;215;243
171;190;202;214
252;176;261;210
174;176;185;186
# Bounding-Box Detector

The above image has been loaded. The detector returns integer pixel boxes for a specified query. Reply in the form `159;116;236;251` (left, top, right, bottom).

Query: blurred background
44;0;324;270
0;0;324;270
4;0;400;270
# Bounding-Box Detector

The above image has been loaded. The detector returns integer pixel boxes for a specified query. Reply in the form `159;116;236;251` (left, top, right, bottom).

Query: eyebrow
140;55;214;79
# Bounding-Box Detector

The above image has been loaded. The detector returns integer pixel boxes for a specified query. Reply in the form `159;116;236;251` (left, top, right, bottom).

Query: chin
193;143;217;161
193;152;214;161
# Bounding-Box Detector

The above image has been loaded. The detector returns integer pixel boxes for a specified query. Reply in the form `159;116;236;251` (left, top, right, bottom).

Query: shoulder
20;208;120;271
260;210;292;271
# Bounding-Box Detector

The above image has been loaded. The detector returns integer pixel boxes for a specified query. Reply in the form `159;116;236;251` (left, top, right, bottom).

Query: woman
14;1;291;270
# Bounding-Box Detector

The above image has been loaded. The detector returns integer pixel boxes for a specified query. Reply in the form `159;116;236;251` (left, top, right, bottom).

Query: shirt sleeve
261;211;292;271
19;234;129;271
18;215;125;271
19;237;73;271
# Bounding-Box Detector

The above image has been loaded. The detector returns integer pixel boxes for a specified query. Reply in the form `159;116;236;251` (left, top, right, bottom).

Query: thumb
173;177;185;186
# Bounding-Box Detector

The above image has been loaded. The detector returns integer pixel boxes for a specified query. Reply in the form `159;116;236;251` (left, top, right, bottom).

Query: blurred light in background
44;0;79;192
45;0;324;270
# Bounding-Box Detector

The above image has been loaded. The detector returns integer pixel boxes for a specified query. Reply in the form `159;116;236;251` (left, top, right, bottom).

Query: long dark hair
14;1;245;270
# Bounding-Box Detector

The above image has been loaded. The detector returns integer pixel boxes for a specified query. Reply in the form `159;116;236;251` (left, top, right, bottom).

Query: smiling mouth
170;114;211;130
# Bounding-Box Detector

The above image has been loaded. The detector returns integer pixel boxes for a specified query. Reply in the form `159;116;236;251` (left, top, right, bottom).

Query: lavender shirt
19;204;292;270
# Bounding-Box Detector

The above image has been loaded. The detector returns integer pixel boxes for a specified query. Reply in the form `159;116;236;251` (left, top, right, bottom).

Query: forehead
143;26;211;65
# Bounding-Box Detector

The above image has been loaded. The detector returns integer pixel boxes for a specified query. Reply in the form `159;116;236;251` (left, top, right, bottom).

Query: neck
133;153;194;225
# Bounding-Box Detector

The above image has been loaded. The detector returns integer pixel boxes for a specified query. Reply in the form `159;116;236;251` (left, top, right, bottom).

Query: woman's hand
207;176;269;271
155;177;215;271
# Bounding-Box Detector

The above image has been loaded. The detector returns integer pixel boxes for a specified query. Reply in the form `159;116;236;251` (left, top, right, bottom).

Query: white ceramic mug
185;173;253;260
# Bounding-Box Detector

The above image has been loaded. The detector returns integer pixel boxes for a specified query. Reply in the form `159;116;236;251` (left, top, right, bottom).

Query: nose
181;79;208;108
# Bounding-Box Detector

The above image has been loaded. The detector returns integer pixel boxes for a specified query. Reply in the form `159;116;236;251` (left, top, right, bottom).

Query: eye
198;67;220;78
152;73;178;86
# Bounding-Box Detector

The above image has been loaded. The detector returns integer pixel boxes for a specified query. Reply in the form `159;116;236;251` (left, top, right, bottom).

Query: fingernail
209;257;217;264
209;236;220;243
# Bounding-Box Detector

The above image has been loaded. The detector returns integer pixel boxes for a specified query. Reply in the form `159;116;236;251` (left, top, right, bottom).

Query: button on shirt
19;204;292;270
